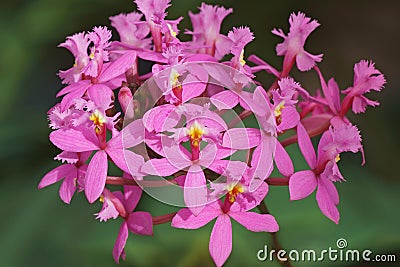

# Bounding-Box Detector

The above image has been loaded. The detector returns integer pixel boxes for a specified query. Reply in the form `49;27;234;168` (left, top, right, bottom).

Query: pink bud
118;86;134;118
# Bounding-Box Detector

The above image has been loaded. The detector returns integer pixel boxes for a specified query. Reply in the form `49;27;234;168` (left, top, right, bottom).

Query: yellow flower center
227;183;245;203
274;101;285;118
99;194;104;203
187;121;206;147
169;69;180;87
167;23;177;38
335;154;341;163
90;110;107;133
239;49;246;66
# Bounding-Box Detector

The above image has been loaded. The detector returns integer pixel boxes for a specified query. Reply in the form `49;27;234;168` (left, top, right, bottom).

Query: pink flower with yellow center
173;170;277;267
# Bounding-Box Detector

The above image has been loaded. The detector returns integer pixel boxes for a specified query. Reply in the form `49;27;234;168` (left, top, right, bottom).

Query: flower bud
118;86;134;119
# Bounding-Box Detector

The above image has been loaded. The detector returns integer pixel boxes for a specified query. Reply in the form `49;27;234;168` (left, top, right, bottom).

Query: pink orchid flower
38;151;90;204
49;119;145;203
134;0;171;52
142;111;246;215
210;167;269;211
160;17;183;46
95;186;153;263
341;60;386;114
289;122;362;223
57;27;136;111
272;12;323;76
57;51;136;111
109;12;151;49
227;26;254;77
172;172;278;267
187;3;233;59
58;32;91;85
271;77;302;132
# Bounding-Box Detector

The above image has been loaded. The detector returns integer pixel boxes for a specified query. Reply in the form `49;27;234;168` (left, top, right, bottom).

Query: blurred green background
0;0;399;266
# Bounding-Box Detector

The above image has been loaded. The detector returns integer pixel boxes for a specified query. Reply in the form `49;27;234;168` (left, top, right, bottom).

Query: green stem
152;212;177;225
257;201;293;267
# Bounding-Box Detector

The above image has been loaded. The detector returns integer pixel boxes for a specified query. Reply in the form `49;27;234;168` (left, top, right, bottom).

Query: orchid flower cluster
38;1;386;266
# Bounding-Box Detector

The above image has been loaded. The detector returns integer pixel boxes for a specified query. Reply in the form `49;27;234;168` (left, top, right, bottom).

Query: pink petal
185;103;228;132
184;165;208;216
186;53;219;62
327;78;341;113
274;141;294;177
210;90;239;110
121;121;145;148
207;160;247;180
143;132;174;157
229;212;279;232
137;51;168;63
123;185;143;213
203;63;235;89
297;123;317;169
198;143;218;166
238;91;256;111
85;150;108;203
249;134;276;187
314;66;339;114
214;144;236;160
59;176;77;204
252;86;269;114
141;158;182;176
215;34;233;59
50;128;99;152
38;164;75;189
87;84;113;110
113;221;129;263
316;178;340;224
109;119;144;149
142;106;160;133
172;203;220;230
60;86;88;111
161;144;192;169
182;75;207;103
107;148;144;176
56;80;91;97
296;50;323;72
352;95;380;114
277;106;300;132
54;151;79;164
318;176;339;205
228;26;254;55
98;51;137;82
209;214;232;267
289;170;317;200
222;128;261;149
188;63;209;82
153;107;180;133
317;130;333;163
127;211;153;235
